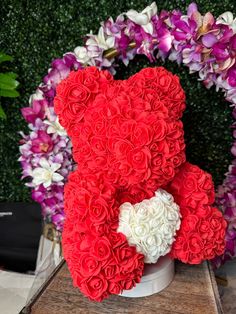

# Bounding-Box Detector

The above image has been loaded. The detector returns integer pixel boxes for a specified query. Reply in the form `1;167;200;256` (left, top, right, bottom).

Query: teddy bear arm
165;162;227;264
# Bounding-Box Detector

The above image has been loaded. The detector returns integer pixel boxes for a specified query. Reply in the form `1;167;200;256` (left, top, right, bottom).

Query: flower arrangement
19;2;236;268
53;65;226;301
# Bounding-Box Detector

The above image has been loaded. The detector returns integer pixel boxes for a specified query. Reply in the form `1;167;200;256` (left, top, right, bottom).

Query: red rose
109;138;133;158
181;215;199;232
182;175;198;193
62;102;87;124
98;68;113;87
67;84;90;104
108;231;126;248
79;253;101;277
120;120;137;140
114;244;144;273
168;76;185;101
108;281;121;294
152;153;165;168
188;234;204;254
139;67;158;80
88;198;109;223
188;253;203;264
196;205;212;218
152;119;167;141
83;75;99;93
171;235;190;263
171;152;186;168
127;184;152;204
90;136;107;155
151;98;168;116
103;262;119;280
73;143;92;163
209;210;225;231
92;237;111;261
162;162;175;180
80;274;108;301
127;147;151;173
131;123;152;147
157;71;172;92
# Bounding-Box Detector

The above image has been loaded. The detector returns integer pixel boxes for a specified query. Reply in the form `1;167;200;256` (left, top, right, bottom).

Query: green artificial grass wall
0;0;235;201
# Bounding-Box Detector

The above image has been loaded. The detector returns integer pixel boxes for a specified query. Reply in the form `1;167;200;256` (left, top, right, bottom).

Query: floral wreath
19;2;236;268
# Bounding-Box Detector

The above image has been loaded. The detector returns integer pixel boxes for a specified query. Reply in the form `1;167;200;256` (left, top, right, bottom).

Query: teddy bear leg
61;170;145;301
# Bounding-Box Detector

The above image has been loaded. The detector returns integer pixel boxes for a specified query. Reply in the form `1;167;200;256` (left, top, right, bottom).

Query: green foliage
0;53;20;118
0;0;235;201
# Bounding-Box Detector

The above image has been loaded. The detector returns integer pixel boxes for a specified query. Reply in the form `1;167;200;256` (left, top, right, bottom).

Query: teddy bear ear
54;66;114;137
128;67;186;120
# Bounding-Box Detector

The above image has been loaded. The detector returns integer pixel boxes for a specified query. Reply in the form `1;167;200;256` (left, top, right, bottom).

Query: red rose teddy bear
54;66;227;301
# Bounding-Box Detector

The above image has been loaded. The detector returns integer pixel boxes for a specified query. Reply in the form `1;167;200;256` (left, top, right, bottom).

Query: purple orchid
21;99;48;124
31;130;53;153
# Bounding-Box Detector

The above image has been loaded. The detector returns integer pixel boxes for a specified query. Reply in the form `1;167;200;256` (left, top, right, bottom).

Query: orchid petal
142;23;154;35
53;173;64;182
203;12;215;28
39;158;50;169
187;2;198;18
202;33;217;48
126;10;149;25
216;11;234;25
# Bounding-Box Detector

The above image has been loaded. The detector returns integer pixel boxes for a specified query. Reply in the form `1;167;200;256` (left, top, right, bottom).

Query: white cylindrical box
119;255;174;298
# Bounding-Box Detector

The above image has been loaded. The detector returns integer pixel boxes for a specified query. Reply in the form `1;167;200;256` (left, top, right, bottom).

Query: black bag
0;202;42;273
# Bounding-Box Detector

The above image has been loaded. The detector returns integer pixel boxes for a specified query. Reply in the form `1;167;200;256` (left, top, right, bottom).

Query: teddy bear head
55;66;186;200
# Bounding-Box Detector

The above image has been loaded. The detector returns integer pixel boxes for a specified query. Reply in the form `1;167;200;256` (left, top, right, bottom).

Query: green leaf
0;89;20;97
0;52;13;64
0;73;19;90
5;72;18;79
0;104;6;119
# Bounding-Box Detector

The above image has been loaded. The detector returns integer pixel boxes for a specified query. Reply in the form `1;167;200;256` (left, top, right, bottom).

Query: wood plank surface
26;261;222;314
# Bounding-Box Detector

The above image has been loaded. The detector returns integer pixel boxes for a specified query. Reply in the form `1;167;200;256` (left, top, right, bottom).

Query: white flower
216;11;236;33
44;117;67;136
117;188;181;264
29;88;44;105
126;2;157;34
32;158;64;188
87;27;115;50
74;46;91;64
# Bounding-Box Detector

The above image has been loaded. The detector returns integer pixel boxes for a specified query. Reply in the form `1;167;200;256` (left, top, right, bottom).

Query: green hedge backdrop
0;0;235;202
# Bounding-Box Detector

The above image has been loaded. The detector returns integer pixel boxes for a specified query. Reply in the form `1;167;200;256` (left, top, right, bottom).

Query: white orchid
87;27;115;50
29;88;44;105
126;2;157;34
32;158;64;188
44;117;67;136
216;11;236;33
74;46;91;64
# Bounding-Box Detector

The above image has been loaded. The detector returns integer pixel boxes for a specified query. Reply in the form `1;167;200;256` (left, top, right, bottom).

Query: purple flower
21;99;48;124
31;130;53;153
227;66;236;87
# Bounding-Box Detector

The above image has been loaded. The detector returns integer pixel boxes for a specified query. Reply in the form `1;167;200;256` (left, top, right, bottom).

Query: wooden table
22;260;223;314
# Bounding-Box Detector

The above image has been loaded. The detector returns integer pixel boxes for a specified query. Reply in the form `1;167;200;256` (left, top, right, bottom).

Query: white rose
155;188;174;204
131;222;150;239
